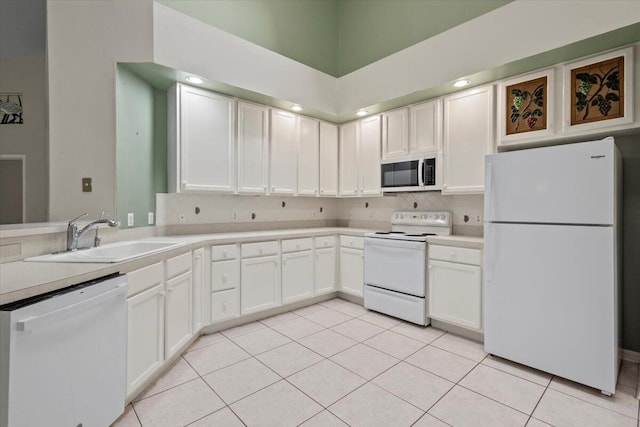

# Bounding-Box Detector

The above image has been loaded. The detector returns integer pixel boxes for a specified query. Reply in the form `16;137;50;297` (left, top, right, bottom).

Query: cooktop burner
405;233;436;237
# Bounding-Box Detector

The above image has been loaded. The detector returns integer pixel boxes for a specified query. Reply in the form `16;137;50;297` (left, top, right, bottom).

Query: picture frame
497;68;555;145
563;46;634;133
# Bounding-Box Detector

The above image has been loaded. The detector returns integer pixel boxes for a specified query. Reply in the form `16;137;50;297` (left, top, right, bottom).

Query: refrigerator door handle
486;162;494;220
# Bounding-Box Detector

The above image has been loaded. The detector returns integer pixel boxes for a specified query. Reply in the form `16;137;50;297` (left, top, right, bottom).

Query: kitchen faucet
66;212;119;251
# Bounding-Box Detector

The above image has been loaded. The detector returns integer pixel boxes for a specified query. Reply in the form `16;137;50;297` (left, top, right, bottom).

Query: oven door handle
418;158;425;187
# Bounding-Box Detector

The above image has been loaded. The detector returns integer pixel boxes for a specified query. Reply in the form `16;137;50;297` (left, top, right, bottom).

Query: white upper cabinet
168;84;236;193
359;115;382;196
237;101;269;194
410;99;442;154
319;121;338;197
269;109;298;195
442;85;495;194
339;116;381;197
382;108;409;159
297;116;320;196
339;121;359;196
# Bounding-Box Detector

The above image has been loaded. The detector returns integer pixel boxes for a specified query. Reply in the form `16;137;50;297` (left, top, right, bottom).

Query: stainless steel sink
25;240;186;263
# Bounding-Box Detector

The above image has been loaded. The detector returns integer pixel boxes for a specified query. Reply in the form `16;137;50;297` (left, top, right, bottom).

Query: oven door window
382;161;419;187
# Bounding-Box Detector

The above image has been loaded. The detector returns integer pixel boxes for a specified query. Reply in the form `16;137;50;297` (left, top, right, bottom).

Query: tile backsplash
156;192;484;236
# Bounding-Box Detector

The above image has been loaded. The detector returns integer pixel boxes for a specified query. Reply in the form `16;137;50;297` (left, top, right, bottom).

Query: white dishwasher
0;273;128;427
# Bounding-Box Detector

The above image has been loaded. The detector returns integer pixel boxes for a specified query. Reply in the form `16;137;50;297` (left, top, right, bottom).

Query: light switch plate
148;212;154;225
127;213;134;227
82;177;92;192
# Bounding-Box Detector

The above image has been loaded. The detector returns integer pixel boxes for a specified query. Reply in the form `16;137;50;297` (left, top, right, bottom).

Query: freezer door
483;223;618;394
485;138;616;225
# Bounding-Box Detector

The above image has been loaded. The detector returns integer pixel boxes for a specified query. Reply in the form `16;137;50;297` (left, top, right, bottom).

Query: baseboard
621;348;640;363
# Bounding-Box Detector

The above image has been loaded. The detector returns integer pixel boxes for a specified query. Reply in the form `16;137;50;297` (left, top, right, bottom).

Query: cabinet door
297;117;320;196
127;284;164;394
382;108;409;159
180;85;235;192
237;101;269;194
340;247;364;297
442;85;495;194
270;110;297;194
165;272;192;359
428;259;482;331
192;248;207;333
339;121;359;196
359;115;382;196
315;246;337;295
282;250;314;304
319;122;338;196
241;255;281;315
410;99;441;154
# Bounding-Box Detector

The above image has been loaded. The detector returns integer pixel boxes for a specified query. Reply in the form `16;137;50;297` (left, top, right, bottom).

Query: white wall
0;54;48;222
337;0;640;114
47;0;153;221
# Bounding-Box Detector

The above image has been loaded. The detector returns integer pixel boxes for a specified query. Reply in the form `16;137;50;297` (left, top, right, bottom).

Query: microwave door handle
418;158;425;187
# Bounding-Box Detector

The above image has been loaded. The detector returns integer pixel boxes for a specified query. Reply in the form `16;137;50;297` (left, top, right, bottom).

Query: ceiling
157;0;512;77
0;0;46;60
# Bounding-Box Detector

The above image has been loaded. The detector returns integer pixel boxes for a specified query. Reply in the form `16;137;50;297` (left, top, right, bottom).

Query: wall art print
506;76;547;135
0;93;23;125
570;56;624;125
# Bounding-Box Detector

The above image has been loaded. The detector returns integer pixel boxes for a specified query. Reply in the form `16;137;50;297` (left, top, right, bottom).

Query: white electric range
364;211;452;325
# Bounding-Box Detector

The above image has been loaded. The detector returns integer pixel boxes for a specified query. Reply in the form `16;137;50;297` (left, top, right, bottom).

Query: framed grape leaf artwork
570;56;624;125
563;46;634;133
506;76;547;135
497;68;554;145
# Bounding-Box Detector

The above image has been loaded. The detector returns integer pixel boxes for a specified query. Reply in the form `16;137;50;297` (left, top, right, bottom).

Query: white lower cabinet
241;251;281;315
428;245;483;331
165;272;192;359
315;246;337;294
211;244;240;322
340;246;364;297
192;248;207;333
127;283;165;395
282;250;314;304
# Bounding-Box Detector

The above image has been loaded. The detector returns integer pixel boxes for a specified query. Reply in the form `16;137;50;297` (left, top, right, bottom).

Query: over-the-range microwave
381;155;440;192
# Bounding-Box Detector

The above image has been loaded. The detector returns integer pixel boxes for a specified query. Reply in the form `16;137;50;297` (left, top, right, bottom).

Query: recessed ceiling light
186;76;204;84
453;79;470;88
356;110;367;117
291;105;302;112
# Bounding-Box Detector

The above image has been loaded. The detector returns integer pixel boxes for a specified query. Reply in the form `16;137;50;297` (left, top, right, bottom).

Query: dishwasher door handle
16;284;127;333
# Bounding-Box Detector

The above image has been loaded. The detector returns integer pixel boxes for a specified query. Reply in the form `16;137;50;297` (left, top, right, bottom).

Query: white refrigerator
483;137;621;395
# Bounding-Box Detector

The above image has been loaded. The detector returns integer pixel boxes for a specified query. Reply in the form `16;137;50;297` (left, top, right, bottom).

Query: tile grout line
525;374;554;427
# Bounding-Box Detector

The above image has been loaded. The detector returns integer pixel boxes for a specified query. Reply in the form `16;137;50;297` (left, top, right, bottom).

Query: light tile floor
114;298;640;427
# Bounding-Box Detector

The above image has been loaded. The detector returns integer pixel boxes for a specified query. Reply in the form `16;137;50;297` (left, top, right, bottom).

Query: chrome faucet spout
66;214;119;251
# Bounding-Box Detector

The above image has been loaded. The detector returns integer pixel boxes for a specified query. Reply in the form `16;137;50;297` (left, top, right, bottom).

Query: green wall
116;65;167;228
336;0;510;76
157;0;340;76
157;0;511;77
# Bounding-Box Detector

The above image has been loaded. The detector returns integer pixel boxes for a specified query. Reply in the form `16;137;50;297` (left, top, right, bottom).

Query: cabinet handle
223;302;227;311
260;247;264;254
316;253;319;258
159;291;166;297
223;250;227;258
449;252;456;259
167;288;173;294
271;186;275;191
283;259;287;266
296;243;300;249
222;273;227;283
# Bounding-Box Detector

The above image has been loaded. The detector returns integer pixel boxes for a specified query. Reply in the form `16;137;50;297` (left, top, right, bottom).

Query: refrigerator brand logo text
590;155;606;159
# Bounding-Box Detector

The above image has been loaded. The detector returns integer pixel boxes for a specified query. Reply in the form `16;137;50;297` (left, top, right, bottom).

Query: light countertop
0;227;373;305
426;235;484;249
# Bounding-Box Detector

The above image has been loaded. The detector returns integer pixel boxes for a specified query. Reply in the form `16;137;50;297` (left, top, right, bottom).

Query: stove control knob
394;213;399;219
440;215;445;220
421;214;427;219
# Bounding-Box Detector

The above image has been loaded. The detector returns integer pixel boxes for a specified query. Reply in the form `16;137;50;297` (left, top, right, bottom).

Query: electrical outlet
232;212;238;222
369;212;374;219
475;214;482;224
312;211;317;219
148;212;154;225
178;212;185;223
127;213;134;227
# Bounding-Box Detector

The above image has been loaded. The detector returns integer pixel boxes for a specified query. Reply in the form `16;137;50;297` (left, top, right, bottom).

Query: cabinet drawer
429;245;482;266
127;262;164;296
166;252;192;279
211;244;238;261
281;237;312;253
211;259;239;292
211;289;239;322
314;235;336;248
340;235;364;249
241;241;279;258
